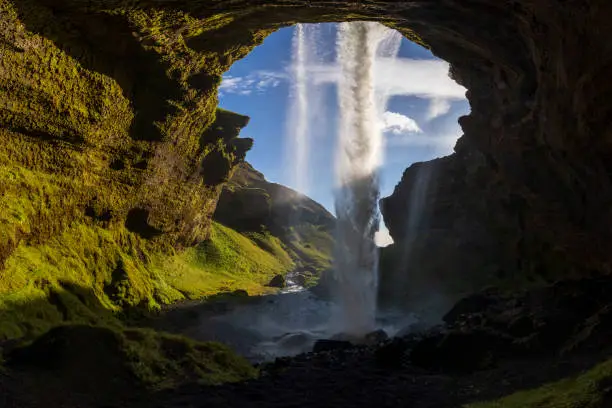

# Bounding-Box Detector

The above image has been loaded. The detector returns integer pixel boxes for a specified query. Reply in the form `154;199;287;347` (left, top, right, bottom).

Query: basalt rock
379;1;612;307
313;339;353;353
409;276;612;370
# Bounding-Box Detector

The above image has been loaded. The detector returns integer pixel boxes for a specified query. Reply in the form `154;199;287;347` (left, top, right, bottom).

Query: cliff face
378;1;612;308
215;162;335;275
1;0;611;322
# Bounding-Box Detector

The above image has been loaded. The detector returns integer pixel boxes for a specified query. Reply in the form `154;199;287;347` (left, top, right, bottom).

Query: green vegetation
7;324;256;390
0;220;293;340
122;327;258;388
0;0;287;344
215;162;336;287
155;222;294;299
0;0;431;394
285;224;334;275
466;359;612;408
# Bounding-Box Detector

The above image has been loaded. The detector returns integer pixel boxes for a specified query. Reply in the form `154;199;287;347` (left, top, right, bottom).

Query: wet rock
374;338;409;369
562;304;612;354
443;290;501;325
268;274;286;288
396;321;432;338
364;329;388;345
410;329;514;372
293;271;314;287
276;332;314;350
313;339;353;353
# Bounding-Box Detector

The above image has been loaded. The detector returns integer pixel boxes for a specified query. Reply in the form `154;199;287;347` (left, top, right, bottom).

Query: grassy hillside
0;220;293;341
154;222;294;298
215;162;335;282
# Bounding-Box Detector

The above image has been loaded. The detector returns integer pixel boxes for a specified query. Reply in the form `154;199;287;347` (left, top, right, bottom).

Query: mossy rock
6;325;257;390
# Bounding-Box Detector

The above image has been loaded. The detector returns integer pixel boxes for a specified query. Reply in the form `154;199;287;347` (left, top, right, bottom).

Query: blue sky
218;23;470;245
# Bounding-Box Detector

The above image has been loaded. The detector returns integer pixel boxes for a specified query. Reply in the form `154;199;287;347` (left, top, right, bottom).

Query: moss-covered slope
215;162;335;279
0;0;277;338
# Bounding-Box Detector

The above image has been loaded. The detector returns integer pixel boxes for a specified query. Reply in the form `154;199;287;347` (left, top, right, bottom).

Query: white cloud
385;131;459;155
380;111;422;135
375;226;394;247
310;57;467;100
219;71;286;96
219;58;467;117
379;111;460;154
220;57;467;103
427;98;452;120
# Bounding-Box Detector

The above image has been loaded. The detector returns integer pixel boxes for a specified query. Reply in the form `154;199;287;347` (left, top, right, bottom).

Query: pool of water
185;288;418;362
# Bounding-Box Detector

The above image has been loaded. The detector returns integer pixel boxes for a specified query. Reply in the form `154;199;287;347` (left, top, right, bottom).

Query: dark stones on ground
374;338;410;369
267;274;286;288
408;275;612;372
313;339;354;353
364;329;389;345
410;329;513;372
6;276;612;408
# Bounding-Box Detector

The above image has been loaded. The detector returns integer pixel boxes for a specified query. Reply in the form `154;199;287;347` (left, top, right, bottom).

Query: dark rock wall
380;1;612;307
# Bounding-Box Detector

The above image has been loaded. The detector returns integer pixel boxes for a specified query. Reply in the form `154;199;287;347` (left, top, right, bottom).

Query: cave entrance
208;21;470;347
216;22;470;247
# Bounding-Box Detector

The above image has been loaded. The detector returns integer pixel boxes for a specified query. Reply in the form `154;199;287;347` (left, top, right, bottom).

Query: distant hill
214;162;335;282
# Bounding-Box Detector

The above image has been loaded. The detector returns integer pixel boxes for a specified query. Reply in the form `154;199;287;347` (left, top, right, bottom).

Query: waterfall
333;22;402;336
287;24;325;195
286;21;403;336
288;24;309;194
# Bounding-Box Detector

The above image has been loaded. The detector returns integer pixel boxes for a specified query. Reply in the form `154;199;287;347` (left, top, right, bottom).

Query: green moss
1;0;432;347
122;327;257;388
285;224;334;275
0;219;294;340
244;230;295;267
466;359;612;408
7;324;256;390
155;222;294;298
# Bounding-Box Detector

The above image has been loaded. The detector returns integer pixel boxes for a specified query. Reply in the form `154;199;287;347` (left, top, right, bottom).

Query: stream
159;277;418;363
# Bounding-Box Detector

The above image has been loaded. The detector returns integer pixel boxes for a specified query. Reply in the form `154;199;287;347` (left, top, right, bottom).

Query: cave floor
2;342;608;408
139;348;609;408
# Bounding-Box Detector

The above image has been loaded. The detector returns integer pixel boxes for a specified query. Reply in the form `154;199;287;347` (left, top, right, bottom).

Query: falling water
288;24;309;193
287;24;326;195
333;22;403;336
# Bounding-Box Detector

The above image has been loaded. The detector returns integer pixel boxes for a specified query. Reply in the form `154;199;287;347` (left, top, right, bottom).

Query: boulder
267;274;286;288
276;332;314;351
364;329;389;345
410;329;514;372
374;338;410;369
395;321;432;338
442;290;501;325
312;339;353;353
561;304;612;354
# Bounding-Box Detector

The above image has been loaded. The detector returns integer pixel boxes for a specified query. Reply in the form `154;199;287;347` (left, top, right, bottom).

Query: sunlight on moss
466;359;612;408
0;220;293;339
156;222;294;299
122;327;258;388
